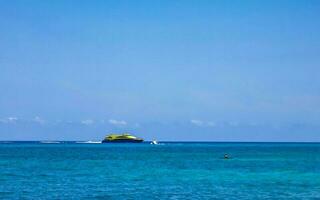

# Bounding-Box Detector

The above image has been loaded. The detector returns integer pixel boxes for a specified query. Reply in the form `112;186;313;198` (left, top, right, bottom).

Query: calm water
0;142;320;199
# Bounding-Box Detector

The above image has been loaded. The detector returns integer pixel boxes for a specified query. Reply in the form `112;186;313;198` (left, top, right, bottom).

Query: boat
102;133;143;143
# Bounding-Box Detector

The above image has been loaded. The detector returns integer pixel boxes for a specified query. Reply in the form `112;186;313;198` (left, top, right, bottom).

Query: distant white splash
151;140;164;145
150;140;158;145
40;141;60;144
76;141;102;144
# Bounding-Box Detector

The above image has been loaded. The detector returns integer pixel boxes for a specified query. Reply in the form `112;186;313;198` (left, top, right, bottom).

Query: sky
0;0;320;141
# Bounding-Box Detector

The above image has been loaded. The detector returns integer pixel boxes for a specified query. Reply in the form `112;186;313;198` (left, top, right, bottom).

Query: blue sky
0;0;320;141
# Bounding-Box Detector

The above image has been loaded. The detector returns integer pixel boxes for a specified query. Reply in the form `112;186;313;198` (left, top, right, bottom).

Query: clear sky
1;0;320;141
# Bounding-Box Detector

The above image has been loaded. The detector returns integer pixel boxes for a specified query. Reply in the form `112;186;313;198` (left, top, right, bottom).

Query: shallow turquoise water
0;142;320;199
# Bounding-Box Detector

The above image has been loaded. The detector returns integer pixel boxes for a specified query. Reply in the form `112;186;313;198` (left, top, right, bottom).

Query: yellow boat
102;133;143;143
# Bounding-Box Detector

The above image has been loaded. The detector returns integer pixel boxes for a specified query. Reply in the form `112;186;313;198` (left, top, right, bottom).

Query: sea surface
0;142;319;199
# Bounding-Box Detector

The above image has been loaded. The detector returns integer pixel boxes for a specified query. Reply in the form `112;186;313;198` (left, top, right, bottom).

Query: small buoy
224;154;229;159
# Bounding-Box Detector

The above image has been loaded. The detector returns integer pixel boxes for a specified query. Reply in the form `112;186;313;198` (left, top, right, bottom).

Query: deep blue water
0;142;320;199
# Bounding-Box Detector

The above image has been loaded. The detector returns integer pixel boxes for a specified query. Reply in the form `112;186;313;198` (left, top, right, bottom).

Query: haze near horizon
1;0;320;141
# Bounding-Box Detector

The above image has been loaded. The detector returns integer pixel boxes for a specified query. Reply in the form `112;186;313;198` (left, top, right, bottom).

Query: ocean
0;142;319;199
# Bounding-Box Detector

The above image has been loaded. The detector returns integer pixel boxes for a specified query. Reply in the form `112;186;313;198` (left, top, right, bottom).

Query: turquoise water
0;142;320;199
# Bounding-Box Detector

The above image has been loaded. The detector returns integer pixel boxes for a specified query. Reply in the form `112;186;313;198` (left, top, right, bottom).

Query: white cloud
207;121;216;127
134;123;140;128
0;117;18;124
190;119;204;126
33;116;46;124
190;119;216;127
108;119;127;126
81;119;94;125
8;117;18;122
228;121;239;127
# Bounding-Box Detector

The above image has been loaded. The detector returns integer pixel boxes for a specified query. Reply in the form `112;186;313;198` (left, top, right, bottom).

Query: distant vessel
102;133;143;143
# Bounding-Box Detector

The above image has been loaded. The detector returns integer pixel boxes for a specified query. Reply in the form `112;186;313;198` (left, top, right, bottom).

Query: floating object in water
102;133;143;143
150;140;158;145
224;154;230;159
